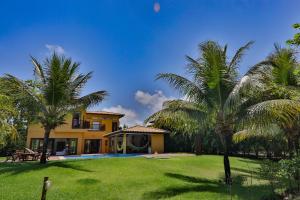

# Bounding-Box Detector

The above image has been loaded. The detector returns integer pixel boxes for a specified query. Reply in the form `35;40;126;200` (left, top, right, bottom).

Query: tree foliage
287;23;300;46
3;53;107;163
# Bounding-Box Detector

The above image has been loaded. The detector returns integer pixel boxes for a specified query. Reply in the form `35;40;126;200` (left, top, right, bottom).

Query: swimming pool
64;153;143;160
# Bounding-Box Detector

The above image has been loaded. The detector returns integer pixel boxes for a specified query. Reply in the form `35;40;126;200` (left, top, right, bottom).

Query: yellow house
26;110;167;155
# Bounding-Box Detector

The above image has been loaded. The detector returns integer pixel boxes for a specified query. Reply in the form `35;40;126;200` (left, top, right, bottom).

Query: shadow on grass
143;173;271;200
0;160;93;175
237;158;262;165
231;167;261;179
77;178;100;185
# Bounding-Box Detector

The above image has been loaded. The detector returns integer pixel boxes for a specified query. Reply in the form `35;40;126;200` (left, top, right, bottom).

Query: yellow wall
27;111;121;154
151;134;164;153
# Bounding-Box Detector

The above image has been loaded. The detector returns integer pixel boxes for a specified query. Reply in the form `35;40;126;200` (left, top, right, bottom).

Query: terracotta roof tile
124;125;168;133
104;125;169;136
86;111;124;117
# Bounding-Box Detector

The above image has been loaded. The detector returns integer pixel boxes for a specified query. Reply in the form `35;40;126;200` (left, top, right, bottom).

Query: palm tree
242;45;300;156
147;41;300;184
147;104;203;154
3;53;107;163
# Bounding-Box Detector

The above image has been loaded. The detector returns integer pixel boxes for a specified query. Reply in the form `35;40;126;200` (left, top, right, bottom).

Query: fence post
41;177;49;200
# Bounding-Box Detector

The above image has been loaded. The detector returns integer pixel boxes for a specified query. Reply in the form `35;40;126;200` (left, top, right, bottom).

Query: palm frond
77;91;108;108
156;73;205;102
162;100;207;119
69;72;93;98
233;124;281;143
31;56;46;84
146;99;211;133
145;106;205;135
229;41;254;69
232;130;250;143
242;99;300;130
3;74;46;113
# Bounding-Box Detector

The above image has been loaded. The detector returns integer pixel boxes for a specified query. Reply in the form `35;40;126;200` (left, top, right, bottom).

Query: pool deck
1;153;195;162
50;153;195;161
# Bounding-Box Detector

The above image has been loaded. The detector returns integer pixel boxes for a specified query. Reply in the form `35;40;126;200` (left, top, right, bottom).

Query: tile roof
104;125;169;136
86;111;124;117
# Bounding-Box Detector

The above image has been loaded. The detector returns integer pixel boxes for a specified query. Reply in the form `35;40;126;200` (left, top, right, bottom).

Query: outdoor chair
5;151;18;162
25;148;41;161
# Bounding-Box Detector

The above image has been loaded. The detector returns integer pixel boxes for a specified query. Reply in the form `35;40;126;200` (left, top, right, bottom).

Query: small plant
259;160;281;195
260;155;300;199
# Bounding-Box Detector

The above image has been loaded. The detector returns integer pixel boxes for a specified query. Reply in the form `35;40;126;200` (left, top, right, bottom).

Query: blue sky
0;0;299;125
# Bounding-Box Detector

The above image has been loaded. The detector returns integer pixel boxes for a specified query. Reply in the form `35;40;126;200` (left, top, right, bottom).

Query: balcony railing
72;120;90;129
72;119;105;131
89;124;106;131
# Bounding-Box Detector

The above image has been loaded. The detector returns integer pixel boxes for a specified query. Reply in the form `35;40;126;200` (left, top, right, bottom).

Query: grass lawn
0;155;271;200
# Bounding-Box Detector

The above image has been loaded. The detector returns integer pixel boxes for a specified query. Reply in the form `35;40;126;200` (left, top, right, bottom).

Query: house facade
27;111;124;155
26;111;166;155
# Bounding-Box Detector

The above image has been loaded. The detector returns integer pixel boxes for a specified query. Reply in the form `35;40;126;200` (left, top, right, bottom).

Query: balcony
72;120;90;129
88;124;106;131
72;119;105;131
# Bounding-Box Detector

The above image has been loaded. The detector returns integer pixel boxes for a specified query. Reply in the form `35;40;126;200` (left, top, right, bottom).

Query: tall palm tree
147;41;300;184
3;53;107;163
242;45;300;156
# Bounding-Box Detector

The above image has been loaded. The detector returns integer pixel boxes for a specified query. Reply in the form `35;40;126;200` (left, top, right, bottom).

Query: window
91;122;105;131
84;139;101;153
31;139;43;151
92;122;100;130
112;122;118;132
72;112;81;128
67;139;77;155
30;139;54;154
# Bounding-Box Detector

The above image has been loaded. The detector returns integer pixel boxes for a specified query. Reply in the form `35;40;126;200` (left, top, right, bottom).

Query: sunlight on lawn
0;155;271;200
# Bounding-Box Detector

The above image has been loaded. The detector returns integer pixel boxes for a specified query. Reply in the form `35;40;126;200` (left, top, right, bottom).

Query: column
122;133;127;154
114;136;117;153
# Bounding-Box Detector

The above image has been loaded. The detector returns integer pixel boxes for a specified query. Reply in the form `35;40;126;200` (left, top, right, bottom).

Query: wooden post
114;136;117;153
41;177;49;200
123;133;127;154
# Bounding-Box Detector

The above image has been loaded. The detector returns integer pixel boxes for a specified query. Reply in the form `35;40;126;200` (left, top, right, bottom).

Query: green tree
0;94;17;147
3;53;107;163
243;45;300;156
147;41;300;184
0;79;40;150
287;23;300;46
147;108;203;154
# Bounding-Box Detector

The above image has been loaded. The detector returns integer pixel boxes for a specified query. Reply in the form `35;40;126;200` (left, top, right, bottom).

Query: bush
259;155;300;199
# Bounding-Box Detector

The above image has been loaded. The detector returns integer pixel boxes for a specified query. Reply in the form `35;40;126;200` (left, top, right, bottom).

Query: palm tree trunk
218;128;232;184
194;134;202;155
223;133;232;184
224;151;231;185
40;127;51;164
294;133;299;156
287;137;294;158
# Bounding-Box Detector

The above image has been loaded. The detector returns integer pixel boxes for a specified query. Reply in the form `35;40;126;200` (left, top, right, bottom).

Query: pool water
64;153;143;160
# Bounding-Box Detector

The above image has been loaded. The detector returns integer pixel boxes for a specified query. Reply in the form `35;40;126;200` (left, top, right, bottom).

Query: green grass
0;155;271;200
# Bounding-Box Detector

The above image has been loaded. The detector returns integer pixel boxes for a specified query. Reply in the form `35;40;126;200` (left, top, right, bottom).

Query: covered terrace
104;125;169;154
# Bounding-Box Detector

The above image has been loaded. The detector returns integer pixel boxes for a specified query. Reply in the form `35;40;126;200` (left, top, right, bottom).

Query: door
84;139;101;154
56;141;66;152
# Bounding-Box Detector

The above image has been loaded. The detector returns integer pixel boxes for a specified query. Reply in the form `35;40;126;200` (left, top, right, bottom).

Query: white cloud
102;105;143;127
45;44;65;55
135;90;174;113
